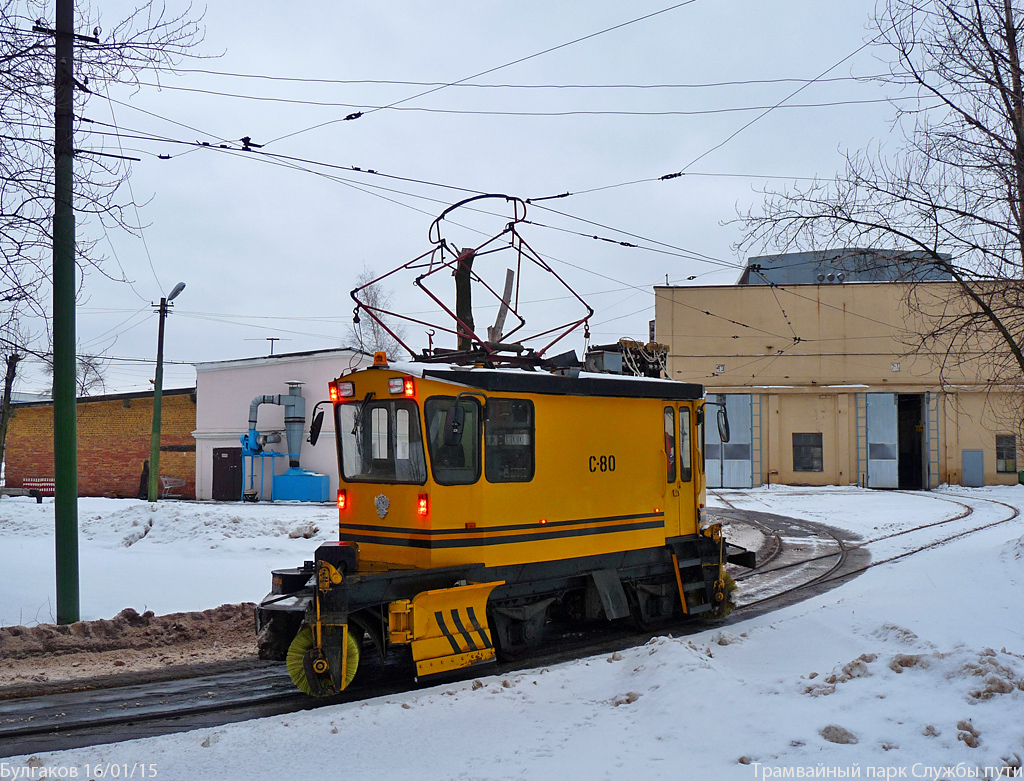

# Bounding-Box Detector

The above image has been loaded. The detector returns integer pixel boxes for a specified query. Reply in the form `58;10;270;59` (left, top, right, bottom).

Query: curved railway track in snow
2;491;1019;757
715;489;1020;614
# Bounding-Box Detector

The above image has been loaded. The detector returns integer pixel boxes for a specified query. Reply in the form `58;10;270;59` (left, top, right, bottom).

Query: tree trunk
454;248;476;351
0;353;22;483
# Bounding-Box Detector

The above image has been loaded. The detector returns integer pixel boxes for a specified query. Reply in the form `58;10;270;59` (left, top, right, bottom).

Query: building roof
193;347;371;373
737;249;953;286
12;386;196;409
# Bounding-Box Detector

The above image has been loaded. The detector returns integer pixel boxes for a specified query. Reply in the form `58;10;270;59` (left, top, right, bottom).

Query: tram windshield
338;399;427;484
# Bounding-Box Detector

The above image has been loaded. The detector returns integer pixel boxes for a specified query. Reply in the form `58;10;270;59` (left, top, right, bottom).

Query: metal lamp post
147;282;185;502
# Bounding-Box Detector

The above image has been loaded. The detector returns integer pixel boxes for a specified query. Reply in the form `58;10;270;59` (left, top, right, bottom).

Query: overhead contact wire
264;0;700;145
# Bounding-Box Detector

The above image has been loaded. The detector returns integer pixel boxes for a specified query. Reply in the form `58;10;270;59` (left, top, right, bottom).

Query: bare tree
0;316;35;478
1;0;206;352
348;266;408;360
741;0;1024;415
42;348;106;396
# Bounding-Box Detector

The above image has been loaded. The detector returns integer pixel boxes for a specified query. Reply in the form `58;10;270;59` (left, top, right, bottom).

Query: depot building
654;251;1021;489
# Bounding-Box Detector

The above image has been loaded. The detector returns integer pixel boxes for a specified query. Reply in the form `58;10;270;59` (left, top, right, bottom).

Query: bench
0;487;42;503
22;477;55;496
159;475;187;499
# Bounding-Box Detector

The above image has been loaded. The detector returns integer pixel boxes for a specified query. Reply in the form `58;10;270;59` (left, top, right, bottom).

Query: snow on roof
195;347;370;373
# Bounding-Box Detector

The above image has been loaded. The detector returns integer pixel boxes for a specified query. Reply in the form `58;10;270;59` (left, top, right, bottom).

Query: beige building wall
656;282;1021;488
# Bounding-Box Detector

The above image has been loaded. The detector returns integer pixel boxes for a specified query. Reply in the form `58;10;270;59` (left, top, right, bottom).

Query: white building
192;349;371;501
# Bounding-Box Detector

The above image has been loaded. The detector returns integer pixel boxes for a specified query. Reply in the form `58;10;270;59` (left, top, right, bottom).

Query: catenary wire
162;68;895;90
263;0;701;145
117;80;909;117
72;99;934;358
104;84;164;295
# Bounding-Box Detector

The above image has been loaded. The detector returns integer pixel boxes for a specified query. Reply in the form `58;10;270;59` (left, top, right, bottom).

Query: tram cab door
663;404;698;538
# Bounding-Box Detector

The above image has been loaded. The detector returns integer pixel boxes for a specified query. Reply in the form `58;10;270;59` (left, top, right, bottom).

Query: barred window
793;433;823;472
996;435;1017;473
485;398;535;483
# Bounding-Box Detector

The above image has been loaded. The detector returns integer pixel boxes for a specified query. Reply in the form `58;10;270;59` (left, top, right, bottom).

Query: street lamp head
168;282;186;302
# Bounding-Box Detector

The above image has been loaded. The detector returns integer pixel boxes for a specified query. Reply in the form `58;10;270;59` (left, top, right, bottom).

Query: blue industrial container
273;468;330;502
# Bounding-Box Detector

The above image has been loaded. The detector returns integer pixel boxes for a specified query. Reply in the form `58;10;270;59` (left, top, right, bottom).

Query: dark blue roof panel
738;249;953;286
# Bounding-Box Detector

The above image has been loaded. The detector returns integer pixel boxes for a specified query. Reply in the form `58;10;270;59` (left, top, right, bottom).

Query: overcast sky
20;0;904;394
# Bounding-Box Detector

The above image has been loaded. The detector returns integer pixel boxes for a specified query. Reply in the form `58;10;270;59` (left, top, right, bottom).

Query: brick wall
4;389;196;498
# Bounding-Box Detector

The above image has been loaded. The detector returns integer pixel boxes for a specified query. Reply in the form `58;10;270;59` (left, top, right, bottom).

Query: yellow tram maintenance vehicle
254;196;755;696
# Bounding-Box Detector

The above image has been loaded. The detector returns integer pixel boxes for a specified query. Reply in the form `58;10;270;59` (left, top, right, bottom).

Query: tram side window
338;400;427;484
679;407;692;482
425;397;481;485
486;398;535;482
664;407;676;482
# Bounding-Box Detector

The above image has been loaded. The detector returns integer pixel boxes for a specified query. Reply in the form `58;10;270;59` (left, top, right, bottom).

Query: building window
996;435;1017;473
793;433;823;472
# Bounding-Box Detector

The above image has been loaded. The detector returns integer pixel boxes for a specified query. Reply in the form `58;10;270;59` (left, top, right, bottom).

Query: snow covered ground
2;486;1023;780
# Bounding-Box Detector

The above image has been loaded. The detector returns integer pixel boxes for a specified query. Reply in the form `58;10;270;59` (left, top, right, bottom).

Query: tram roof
383;362;705;401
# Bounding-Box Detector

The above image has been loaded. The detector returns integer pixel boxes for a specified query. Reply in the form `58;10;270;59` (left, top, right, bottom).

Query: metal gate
705;394;758;489
865;393;899;489
856;392;938;489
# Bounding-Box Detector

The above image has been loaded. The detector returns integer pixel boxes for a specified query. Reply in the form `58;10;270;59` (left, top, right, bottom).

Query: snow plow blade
726;543;756;569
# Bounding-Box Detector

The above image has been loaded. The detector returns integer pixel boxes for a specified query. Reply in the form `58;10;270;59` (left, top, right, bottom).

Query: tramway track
732;491;1020;614
10;494;1014;757
0;506;800;757
729;516;854;611
0;614;719;757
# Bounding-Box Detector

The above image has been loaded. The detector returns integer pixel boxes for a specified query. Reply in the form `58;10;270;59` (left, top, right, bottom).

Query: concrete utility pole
148;283;185;501
52;0;79;624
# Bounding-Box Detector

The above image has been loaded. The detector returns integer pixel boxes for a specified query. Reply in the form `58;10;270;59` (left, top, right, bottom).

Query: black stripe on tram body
336;512;663;538
434;611;462;655
466;606;492;649
449;609;479;652
337;518;665;549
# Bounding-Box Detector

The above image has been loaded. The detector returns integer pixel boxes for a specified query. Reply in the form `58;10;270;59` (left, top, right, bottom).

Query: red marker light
329;384;339;402
417;493;429;517
403;376;415;397
337;489;347;511
539;518;548;525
